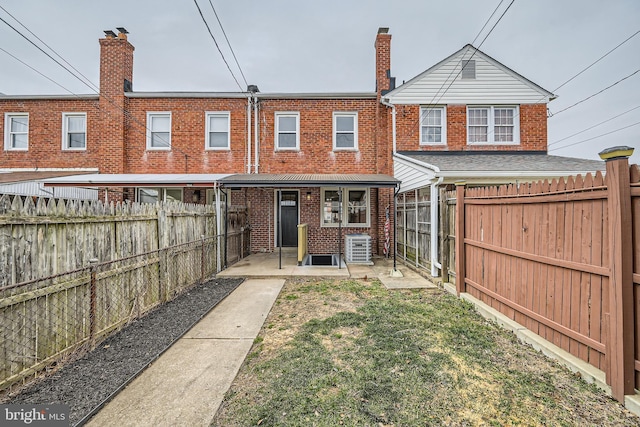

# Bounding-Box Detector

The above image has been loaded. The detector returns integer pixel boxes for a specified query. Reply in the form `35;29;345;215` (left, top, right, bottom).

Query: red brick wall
395;103;548;152
124;97;249;174
255;98;385;175
0;98;102;169
241;187;386;255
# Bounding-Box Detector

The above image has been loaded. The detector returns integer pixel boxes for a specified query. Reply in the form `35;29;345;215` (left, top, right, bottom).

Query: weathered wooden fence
0;195;251;390
0;195;217;288
454;151;639;402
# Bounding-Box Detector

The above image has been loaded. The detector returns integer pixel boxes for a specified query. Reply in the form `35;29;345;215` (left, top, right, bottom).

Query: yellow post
297;223;308;265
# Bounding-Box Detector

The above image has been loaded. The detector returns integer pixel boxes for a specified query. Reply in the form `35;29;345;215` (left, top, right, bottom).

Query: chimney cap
377;27;389;34
104;30;117;38
116;27;129;34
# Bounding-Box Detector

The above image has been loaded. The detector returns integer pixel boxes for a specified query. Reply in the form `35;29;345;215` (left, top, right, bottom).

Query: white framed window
62;113;87;150
419;107;446;145
4;113;29;151
467;106;519;144
137;187;183;203
275;112;299;150
146;112;171;150
321;187;370;227
333;112;358;150
206;112;230;150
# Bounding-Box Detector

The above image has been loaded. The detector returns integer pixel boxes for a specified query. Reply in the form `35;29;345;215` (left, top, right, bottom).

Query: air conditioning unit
345;234;372;265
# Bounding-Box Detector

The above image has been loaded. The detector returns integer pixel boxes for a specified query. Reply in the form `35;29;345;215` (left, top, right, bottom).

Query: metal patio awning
218;173;400;188
43;173;232;188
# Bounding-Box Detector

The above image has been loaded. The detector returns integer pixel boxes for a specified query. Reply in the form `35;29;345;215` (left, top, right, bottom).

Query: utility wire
0;15;99;94
549;120;640;152
207;0;248;87
551;29;640;93
0;46;76;95
193;0;243;91
0;5;99;92
548;104;640;146
550;68;640;116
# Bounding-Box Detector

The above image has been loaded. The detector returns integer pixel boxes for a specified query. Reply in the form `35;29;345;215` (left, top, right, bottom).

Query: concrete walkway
87;278;285;427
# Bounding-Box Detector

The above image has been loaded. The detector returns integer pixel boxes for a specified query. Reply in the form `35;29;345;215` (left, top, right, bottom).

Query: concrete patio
217;249;436;289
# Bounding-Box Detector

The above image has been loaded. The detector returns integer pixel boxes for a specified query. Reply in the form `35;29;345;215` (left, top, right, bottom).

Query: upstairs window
419;107;446;145
4;113;28;150
206;112;230;150
147;112;171;150
275;112;299;150
333;112;358;150
467;106;519;144
62;113;86;150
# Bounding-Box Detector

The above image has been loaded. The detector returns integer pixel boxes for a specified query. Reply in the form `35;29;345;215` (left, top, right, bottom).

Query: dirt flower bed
213;278;640;427
2;277;242;426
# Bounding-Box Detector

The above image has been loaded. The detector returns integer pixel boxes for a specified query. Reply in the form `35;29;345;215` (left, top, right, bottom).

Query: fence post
599;146;635;402
89;258;99;349
455;181;466;295
440;187;450;283
201;234;206;284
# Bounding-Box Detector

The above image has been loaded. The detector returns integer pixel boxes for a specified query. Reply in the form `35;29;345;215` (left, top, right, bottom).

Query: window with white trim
419;107;446;145
62;113;87;150
206;112;230;150
321;187;370;227
333;112;358;150
275;112;299;150
147;112;171;150
4;113;29;150
467;106;519;144
137;187;183;203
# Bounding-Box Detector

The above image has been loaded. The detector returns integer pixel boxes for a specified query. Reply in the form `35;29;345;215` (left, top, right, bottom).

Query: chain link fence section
0;234;229;392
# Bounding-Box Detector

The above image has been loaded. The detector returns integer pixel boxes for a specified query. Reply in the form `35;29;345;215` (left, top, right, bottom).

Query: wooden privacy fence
455;152;638;402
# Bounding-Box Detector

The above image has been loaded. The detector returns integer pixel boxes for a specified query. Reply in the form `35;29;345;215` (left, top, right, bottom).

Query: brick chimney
375;27;392;100
98;28;134;175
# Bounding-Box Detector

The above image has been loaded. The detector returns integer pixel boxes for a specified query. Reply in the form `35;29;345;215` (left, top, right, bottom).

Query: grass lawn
212;278;639;426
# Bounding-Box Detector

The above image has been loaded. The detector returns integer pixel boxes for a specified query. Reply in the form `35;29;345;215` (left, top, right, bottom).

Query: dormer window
461;60;476;79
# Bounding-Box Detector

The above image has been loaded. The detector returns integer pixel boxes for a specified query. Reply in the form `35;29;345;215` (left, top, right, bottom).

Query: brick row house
1;27;603;272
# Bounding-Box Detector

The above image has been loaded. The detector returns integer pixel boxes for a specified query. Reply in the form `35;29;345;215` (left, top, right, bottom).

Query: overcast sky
1;0;638;164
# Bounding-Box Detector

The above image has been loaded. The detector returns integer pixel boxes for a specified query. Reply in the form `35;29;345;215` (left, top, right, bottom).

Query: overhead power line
548;104;640;147
207;0;248;87
0;46;76;94
551;29;640;93
193;0;243;91
549;120;640;152
0;5;99;93
550;68;640;116
0;14;98;93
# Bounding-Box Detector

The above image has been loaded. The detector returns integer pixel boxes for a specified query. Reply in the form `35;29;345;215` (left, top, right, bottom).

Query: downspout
253;95;259;173
430;176;444;277
380;97;397;154
247;95;252;173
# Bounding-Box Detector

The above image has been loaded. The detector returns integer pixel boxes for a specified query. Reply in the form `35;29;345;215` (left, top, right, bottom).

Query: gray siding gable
384;45;556;105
